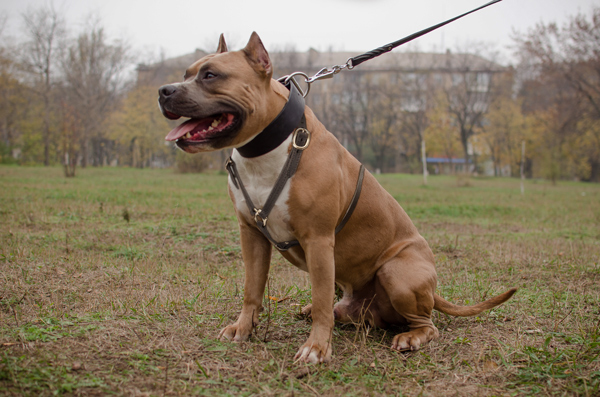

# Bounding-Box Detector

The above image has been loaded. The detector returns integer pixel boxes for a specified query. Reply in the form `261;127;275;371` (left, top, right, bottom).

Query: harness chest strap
226;132;365;252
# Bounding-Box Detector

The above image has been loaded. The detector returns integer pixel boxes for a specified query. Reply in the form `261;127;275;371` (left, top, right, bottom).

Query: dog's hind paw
390;326;439;352
300;304;312;317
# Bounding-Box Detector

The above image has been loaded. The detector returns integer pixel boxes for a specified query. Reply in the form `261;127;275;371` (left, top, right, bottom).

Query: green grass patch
0;166;599;395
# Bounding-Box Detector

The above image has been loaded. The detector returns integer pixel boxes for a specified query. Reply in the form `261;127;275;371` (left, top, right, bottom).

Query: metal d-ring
282;72;310;98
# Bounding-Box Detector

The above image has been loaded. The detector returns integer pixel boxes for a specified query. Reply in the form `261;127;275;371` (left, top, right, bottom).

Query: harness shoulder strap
335;165;365;235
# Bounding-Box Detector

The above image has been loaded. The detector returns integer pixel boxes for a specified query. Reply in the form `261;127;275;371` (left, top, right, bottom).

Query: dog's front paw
218;322;253;342
294;337;332;364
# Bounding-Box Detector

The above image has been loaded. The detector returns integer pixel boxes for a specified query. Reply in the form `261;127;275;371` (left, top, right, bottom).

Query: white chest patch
228;135;295;243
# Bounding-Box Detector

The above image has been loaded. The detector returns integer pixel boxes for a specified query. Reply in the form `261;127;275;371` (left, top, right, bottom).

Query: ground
0;166;599;396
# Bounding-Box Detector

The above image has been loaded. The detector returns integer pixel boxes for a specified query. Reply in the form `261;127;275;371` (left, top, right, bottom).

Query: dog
158;32;516;364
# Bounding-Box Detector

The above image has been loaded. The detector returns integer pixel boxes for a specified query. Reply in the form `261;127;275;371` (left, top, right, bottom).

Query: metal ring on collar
292;128;310;150
282;72;310;98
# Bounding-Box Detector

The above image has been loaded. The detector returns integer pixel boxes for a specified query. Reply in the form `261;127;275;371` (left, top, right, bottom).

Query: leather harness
225;82;365;251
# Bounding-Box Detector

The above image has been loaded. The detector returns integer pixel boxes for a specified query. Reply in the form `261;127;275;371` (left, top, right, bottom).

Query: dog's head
158;32;276;153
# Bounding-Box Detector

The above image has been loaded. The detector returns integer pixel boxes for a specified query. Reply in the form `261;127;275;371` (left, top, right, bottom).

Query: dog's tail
433;288;517;317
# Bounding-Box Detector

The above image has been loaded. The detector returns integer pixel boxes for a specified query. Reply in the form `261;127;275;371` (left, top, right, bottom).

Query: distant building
139;47;504;96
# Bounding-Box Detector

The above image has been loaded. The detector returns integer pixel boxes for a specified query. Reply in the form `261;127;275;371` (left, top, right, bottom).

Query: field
1;165;599;396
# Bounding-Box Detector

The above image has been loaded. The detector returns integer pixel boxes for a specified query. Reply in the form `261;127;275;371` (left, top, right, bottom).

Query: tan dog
158;32;516;364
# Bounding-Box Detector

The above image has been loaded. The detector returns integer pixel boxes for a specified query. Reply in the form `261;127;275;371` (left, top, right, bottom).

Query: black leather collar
236;82;305;158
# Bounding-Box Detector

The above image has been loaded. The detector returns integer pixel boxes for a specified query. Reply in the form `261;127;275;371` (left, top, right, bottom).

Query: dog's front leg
294;236;335;364
219;222;272;342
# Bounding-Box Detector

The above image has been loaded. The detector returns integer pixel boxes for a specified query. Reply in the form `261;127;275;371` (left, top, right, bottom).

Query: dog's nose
159;84;177;98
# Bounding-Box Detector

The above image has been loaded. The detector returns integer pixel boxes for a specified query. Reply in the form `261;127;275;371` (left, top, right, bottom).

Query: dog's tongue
165;118;213;141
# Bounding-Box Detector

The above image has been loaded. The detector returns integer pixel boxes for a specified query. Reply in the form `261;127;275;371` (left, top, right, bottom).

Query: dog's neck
235;82;305;158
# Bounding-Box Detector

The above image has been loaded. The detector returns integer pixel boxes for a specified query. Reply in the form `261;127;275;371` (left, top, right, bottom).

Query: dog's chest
228;136;295;243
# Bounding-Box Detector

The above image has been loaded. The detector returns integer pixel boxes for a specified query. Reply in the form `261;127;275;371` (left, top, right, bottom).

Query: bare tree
368;81;400;172
0;14;26;158
0;53;29;160
329;72;372;164
444;59;494;173
395;53;437;176
479;70;532;177
424;92;463;174
60;18;132;169
20;5;66;166
514;7;600;181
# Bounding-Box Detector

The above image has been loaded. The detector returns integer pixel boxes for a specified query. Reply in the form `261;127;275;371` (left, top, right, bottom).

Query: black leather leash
348;0;502;69
281;0;503;96
226;82;365;251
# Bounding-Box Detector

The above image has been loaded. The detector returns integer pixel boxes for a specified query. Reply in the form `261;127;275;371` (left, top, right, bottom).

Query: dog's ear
242;32;273;79
216;34;228;53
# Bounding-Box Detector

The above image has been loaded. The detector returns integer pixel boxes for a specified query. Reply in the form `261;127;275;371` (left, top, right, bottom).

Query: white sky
1;0;599;65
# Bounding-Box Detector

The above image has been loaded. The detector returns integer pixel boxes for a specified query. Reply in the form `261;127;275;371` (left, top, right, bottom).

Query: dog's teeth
185;132;192;139
208;126;214;131
211;119;220;128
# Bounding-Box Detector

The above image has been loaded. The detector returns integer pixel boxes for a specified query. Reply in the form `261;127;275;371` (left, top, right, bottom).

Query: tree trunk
421;139;427;185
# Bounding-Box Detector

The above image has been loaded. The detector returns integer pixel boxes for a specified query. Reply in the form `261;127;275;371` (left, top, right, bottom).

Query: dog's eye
203;71;217;80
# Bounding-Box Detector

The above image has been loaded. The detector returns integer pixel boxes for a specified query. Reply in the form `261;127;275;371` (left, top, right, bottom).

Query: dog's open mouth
165;113;237;143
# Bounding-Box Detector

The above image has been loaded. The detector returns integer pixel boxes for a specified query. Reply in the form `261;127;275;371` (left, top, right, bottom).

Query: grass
0;165;599;396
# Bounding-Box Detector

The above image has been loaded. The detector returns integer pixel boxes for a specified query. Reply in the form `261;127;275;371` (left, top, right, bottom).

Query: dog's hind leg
219;222;272;342
376;248;440;351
